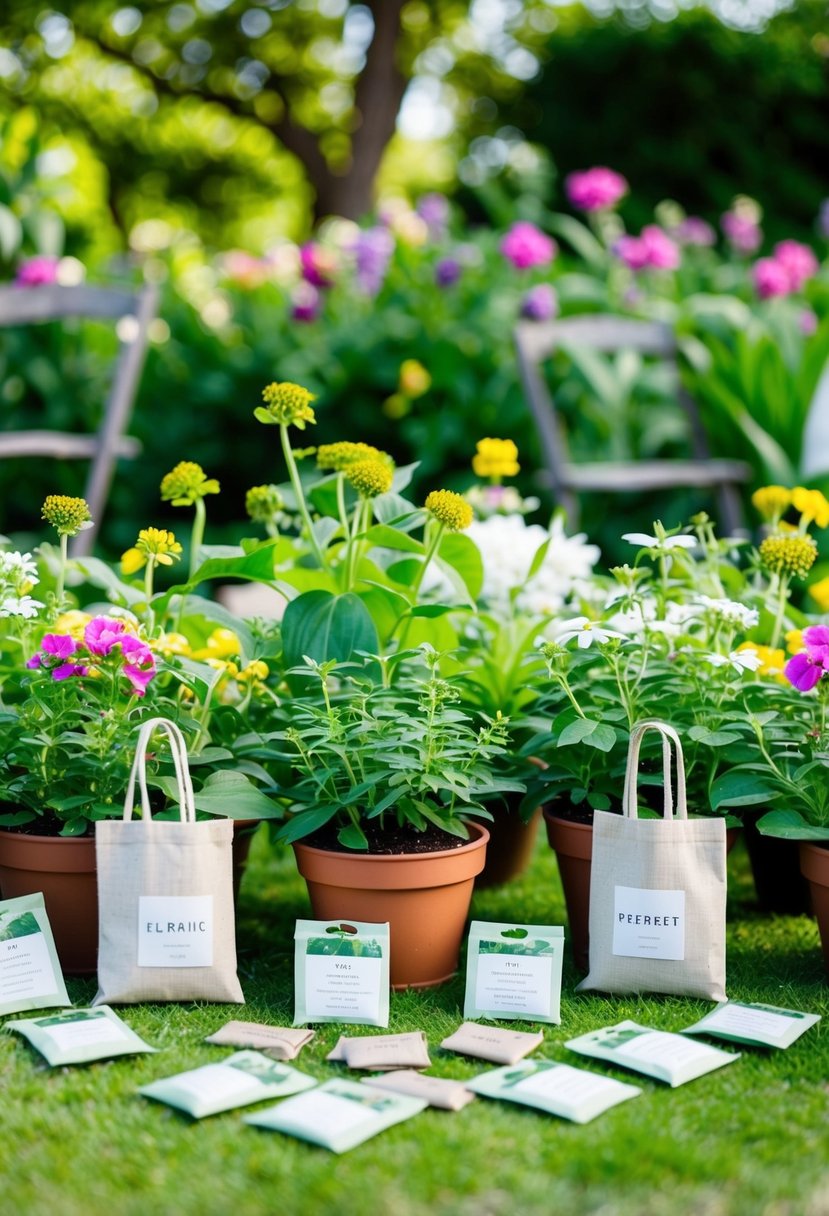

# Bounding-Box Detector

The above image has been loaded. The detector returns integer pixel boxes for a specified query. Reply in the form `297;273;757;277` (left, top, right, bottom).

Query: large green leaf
710;770;777;810
437;533;483;601
281;589;379;668
756;809;829;841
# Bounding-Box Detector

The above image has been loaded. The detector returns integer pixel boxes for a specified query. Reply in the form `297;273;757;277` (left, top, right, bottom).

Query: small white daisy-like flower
702;649;763;674
555;616;627;649
622;531;697;551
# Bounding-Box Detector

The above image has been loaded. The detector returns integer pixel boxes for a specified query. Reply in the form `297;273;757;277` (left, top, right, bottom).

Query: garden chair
514;315;750;535
0;282;159;555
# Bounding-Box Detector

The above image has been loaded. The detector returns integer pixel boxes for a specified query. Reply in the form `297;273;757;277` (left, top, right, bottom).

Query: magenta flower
614;227;679;272
299;242;336;289
752;257;791;300
52;662;89;681
785;626;829;691
721;211;762;255
565;167;628;213
15;256;60;288
614;234;650;272
119;635;156;696
26;634;79;668
500;222;557;270
290;282;321;323
84;616;127;656
521;283;559;322
773;240;819;292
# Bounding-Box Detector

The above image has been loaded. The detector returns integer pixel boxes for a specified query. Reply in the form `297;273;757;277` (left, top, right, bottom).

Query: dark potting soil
304;821;472;855
0;812;93;838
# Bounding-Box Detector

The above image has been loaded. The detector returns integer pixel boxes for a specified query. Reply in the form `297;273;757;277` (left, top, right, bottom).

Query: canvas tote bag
578;720;726;1001
95;717;244;1005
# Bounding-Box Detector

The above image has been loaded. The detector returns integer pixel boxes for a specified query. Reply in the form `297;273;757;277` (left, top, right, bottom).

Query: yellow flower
41;495;92;537
751;485;790;523
786;628;804;655
736;641;786;681
236;659;269;685
382;393;410;420
425;489;474;532
758;533;817;579
255;381;316;429
245;484;285;523
121;528;183;574
345;459;394;498
53;610;92;639
160;461;220;506
472;438;520;481
792;486;829;529
399;360;431;399
316;442;388;472
809;576;829;612
154;632;192;657
191;628;240;661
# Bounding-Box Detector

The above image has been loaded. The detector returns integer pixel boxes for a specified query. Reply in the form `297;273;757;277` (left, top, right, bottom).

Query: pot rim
293;819;490;862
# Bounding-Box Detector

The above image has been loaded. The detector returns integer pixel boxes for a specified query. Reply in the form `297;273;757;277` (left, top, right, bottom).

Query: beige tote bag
95;717;244;1005
578;720;727;1001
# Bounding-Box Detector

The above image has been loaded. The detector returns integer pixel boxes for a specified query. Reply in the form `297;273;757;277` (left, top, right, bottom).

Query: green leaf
557;718;601;747
437;533;483;601
710;771;777;810
687;726;741;747
756;809;829;841
193;771;283;819
281;590;379;668
362;524;425;555
337;822;368;850
0;203;22;259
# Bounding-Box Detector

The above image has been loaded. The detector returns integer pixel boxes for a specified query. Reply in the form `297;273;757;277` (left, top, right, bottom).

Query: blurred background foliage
0;0;827;560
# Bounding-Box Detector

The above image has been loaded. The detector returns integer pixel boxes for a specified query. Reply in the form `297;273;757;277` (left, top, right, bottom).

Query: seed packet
466;1059;641;1124
139;1051;317;1118
463;922;565;1025
244;1079;426;1153
440;1022;544;1065
681;1002;821;1050
6;1006;156;1067
362;1071;474;1111
294;920;390;1028
565;1020;739;1088
0;893;70;1016
204;1022;315;1061
326;1032;431;1071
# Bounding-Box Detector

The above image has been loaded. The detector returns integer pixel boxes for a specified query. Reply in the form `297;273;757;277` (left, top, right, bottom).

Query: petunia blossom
773;239;819;292
84;616;127;656
500;222;557;270
52;662;89;681
565;167;628;212
785;649;829;692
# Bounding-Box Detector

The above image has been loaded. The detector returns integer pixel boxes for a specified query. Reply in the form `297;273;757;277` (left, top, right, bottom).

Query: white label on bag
304;955;383;1021
612;886;685;961
137;896;214;968
46;1016;129;1050
474;952;553;1017
0;932;55;1001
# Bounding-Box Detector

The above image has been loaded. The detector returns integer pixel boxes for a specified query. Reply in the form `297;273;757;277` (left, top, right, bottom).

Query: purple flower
353;226;394;296
785;627;829;691
52;662;88;681
15;256;60;288
416;193;450;238
614;235;650;272
752;257;792;300
773;239;819;292
299;242;336;289
521;283;559;322
84;617;127;656
721;212;762;255
674;216;716;247
819;199;829;240
30;634;79;664
290;282;321;323
500;222;557;271
435;257;462;288
565;167;628;213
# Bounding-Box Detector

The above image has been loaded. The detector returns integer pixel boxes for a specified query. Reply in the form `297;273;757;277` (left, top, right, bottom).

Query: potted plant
272;651;524;989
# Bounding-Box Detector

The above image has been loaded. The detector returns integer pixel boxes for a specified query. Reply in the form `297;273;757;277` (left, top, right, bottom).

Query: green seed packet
244;1079;426;1153
565;1020;739;1088
463;922;564;1024
466;1059;641;1123
0;893;70;1016
681;1001;821;1050
294;920;390;1028
6;1006;156;1067
139;1051;318;1118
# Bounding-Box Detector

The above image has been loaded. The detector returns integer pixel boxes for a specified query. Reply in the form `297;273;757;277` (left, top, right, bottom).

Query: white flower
0;549;39;594
622;531;696;550
702;649;763;674
554;615;627;649
0;595;44;619
694;595;759;630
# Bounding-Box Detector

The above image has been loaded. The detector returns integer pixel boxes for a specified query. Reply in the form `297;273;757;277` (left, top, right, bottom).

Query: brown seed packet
326;1031;431;1071
440;1022;544;1065
205;1021;315;1060
363;1070;475;1111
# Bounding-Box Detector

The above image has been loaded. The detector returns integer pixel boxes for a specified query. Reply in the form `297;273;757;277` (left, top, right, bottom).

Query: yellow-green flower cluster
255;381;316;429
317;441;389;472
41;495;92;537
121;528;183;574
425;489;474;532
792;486;829;529
345;459;394;498
160;461;220;506
245;484;285;523
751;485;791;524
759;533;817;579
472;438;520;480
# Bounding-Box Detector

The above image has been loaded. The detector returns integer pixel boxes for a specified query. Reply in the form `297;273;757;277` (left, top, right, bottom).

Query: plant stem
189;499;206;581
770;573;790;651
280;424;327;570
394;520;445;651
55;533;69;608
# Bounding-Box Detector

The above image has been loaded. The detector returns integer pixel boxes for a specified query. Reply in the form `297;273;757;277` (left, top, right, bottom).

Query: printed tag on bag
565;1021;739;1088
6;1006;156;1067
612;887;685;961
0;893;70;1016
139;1051;317;1119
137;896;214;968
243;1079;426;1153
466;1060;641;1124
681;1001;821;1050
294;921;390;1028
463;922;564;1024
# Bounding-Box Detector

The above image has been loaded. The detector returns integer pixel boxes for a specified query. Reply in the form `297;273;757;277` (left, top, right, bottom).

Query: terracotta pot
476;803;542;889
800;843;829;978
230;819;261;904
744;813;812;915
293;823;489;990
0;830;98;975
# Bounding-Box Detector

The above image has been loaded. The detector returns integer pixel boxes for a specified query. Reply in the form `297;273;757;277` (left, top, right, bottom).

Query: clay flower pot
744;813;812;915
0;830;98;975
800;843;829;978
293;823;489;989
476;800;542;889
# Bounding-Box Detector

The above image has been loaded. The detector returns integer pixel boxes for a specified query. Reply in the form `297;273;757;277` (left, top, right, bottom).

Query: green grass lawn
1;829;827;1216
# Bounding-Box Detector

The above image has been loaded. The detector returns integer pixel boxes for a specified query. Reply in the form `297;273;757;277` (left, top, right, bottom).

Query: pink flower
614;227;680;272
565;167;628;213
291;281;321;323
773;240;819;292
299;242;336;289
721;212;762;255
800;308;819;336
27;634;78;667
84;617;127;656
673;216;716;247
221;250;271;290
785;626;829;692
51;662;89;681
614;235;650;271
500;222;557;270
752;257;792;300
521;283;559;321
119;635;155;696
15;256;60;288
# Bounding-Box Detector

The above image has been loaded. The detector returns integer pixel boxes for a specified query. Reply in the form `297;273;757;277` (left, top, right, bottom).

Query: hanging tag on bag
94;718;244;1005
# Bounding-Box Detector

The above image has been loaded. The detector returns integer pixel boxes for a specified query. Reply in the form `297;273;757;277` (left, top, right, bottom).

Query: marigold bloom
121;528;183;574
160;461;220;506
751;485;791;522
255;381;316;429
472;438;520;481
791;486;829;529
41;495;92;537
758;533;817;579
425;489;474;532
345;459;394;498
316;442;387;472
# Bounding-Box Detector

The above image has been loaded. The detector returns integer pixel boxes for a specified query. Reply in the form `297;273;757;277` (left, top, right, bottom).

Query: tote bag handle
123;717;196;824
622;720;687;821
